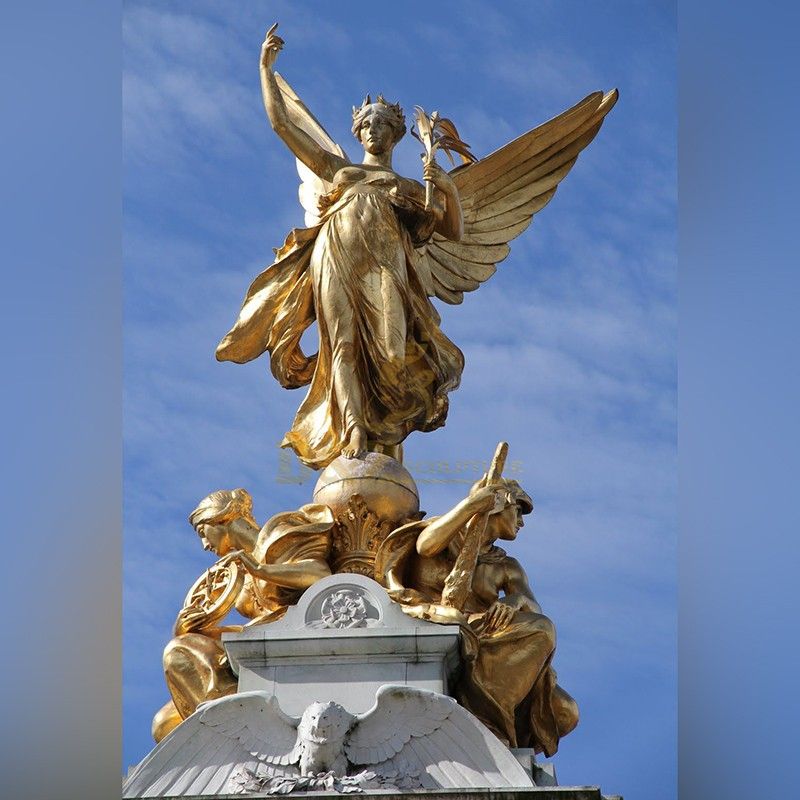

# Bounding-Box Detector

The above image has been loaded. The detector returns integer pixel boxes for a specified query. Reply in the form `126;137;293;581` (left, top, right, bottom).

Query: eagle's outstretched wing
419;89;618;304
345;685;532;789
122;692;301;797
198;691;302;766
274;72;349;226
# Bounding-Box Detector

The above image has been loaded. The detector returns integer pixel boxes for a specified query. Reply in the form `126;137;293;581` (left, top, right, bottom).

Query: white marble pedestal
124;576;622;799
222;574;461;716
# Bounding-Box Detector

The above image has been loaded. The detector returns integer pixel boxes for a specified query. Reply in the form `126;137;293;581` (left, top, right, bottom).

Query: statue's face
197;521;234;555
488;502;525;541
358;107;396;155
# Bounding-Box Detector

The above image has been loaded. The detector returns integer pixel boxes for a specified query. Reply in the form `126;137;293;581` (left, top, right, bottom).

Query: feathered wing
274;72;349;226
197;692;302;766
123;692;301;798
419;89;618;304
345;685;532;789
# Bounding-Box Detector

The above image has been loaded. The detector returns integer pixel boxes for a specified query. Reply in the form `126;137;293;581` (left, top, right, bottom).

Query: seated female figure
151;488;334;742
376;479;578;755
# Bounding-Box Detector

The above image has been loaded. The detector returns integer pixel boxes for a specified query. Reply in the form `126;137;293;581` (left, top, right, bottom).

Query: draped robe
153;505;334;741
217;167;464;469
375;519;579;755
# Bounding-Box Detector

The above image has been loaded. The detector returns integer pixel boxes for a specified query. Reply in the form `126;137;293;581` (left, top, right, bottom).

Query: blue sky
123;2;676;797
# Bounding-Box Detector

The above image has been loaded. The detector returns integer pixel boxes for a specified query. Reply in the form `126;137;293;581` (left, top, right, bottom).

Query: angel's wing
345;685;532;789
274;72;349;227
419;89;618;304
123;692;301;798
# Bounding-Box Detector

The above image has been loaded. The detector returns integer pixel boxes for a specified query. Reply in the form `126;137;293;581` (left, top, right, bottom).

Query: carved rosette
320;589;368;628
330;494;393;578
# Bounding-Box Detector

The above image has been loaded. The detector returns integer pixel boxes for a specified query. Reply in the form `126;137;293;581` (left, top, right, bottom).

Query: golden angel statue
216;25;618;469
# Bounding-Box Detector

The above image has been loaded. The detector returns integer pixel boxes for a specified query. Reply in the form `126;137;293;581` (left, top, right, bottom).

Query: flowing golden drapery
459;596;578;755
153;505;334;742
376;520;578;755
217;169;464;469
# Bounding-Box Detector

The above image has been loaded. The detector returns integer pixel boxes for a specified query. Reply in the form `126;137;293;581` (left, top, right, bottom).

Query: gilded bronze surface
216;24;618;469
374;444;577;755
312;450;420;523
148;22;617;759
441;441;508;610
153;455;579;755
329;495;395;578
152;489;334;742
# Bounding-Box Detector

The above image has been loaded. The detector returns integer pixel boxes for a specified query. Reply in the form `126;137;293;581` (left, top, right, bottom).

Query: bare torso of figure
407;545;510;615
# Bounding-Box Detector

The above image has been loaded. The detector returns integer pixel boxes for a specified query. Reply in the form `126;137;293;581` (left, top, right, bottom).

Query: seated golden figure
151;488;334;742
376;477;579;755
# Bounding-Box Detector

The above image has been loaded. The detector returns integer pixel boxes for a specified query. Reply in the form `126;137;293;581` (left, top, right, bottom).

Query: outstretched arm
416;485;502;557
229;550;331;590
260;25;347;182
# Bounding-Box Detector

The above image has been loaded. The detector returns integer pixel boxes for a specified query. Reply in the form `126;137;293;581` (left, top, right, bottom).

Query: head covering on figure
351;94;406;145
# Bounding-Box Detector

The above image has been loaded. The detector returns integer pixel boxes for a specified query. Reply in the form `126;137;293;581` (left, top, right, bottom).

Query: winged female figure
216;24;617;469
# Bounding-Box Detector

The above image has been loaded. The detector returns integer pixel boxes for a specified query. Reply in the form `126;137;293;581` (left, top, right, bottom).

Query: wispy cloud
124;7;257;165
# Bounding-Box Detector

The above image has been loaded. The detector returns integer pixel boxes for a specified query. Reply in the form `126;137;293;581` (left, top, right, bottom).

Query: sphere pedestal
313;452;420;524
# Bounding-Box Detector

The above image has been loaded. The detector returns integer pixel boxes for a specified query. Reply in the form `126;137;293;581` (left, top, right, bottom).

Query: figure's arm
502;557;543;614
416;485;502;557
260;26;348;181
423;161;464;241
482;557;542;633
229;551;331;590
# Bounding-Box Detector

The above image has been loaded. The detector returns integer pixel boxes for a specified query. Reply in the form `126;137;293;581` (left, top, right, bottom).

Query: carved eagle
123;685;533;796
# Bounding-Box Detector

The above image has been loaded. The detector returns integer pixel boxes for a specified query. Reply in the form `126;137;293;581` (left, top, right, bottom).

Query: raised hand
423;160;456;194
468;481;509;515
260;23;284;71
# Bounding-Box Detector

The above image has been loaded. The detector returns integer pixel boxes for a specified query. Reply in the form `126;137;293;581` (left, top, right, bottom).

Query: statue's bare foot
342;426;367;459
